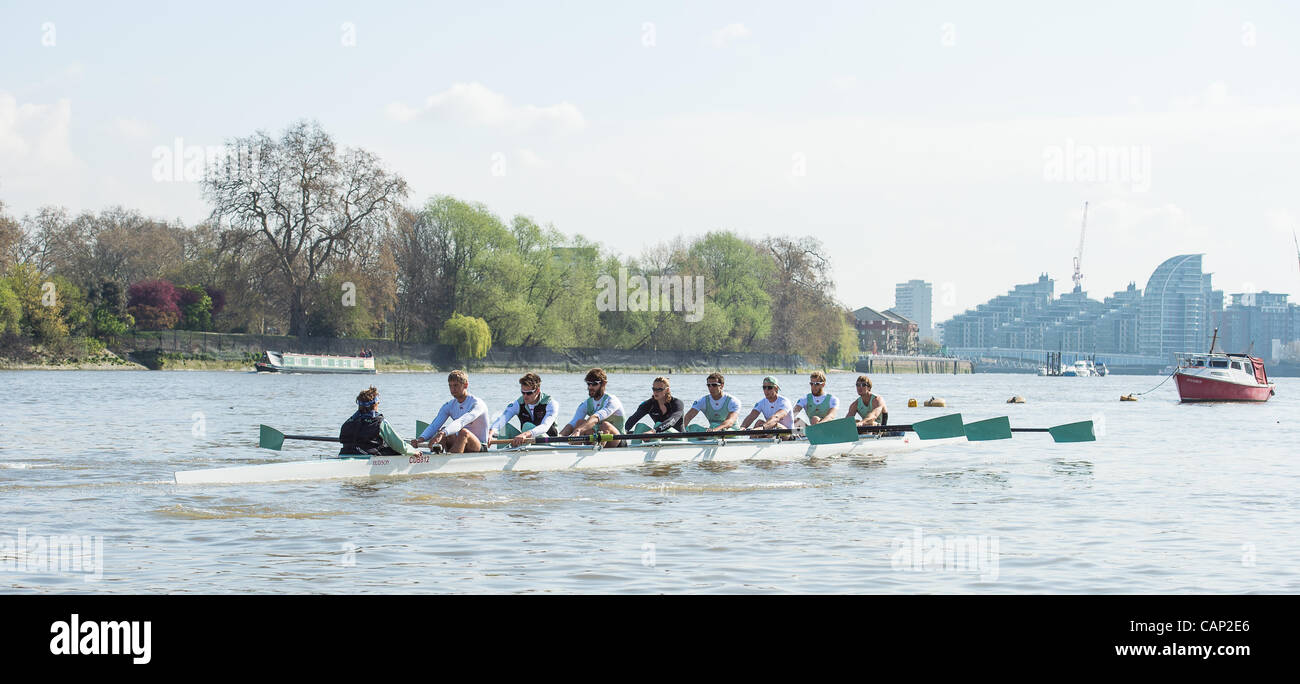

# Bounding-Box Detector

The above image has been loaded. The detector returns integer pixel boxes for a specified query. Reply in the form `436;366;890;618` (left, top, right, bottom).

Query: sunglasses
521;389;537;395
762;386;776;390
586;381;603;386
810;381;824;385
652;387;666;392
856;382;869;387
706;382;721;387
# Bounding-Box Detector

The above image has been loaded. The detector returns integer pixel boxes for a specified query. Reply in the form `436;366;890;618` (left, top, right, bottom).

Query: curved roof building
1139;254;1214;358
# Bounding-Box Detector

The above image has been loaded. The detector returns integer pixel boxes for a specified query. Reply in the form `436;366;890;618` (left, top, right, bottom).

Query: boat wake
153;503;348;520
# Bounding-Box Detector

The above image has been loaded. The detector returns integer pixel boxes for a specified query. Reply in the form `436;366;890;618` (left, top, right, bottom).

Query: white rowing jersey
751;394;794;429
567;393;625;427
421;394;489;444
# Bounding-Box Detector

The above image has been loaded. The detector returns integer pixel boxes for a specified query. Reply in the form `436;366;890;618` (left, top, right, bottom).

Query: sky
3;1;1300;325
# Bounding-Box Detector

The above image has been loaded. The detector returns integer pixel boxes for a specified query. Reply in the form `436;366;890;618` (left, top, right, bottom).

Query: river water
1;370;1295;593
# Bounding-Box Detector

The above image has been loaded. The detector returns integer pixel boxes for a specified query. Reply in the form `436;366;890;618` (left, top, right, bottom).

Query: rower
848;375;888;427
739;376;794;437
412;370;489;453
682;372;741;430
558;368;626;446
792;370;839;425
488;372;561;447
625;376;686;434
339;387;420;457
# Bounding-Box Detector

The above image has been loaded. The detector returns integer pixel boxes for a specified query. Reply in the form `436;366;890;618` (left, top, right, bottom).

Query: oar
498;413;969;447
258;424;448;453
259;424;341;451
962;416;1096;442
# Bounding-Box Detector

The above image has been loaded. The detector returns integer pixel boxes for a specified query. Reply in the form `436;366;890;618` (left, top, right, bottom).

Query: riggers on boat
173;414;1098;485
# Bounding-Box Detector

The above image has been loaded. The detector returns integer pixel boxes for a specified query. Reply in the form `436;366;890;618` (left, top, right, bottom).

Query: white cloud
710;23;751;48
386;82;586;135
516;148;549;169
0;93;80;174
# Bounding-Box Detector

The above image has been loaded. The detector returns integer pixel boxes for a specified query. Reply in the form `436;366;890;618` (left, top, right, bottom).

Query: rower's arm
530;401;559;437
381;421;419;456
739;409;760;429
766;409;789;428
488;402;517;434
718;411;739;430
420;404;452;440
682;407;700;427
862;398;885;424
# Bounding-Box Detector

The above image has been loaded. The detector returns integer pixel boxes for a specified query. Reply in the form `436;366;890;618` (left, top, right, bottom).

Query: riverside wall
96;331;971;374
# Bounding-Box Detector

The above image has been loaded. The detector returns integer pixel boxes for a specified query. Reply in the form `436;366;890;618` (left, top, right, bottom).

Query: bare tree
202;120;408;335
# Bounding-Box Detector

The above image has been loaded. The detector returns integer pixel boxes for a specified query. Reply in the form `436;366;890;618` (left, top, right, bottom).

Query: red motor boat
1174;351;1275;402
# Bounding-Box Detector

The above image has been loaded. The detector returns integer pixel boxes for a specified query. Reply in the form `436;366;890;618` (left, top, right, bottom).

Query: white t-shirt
751;395;794;429
421;394;489;444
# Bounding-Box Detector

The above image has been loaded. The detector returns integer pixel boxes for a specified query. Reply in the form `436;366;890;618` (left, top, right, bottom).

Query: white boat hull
175;435;960;485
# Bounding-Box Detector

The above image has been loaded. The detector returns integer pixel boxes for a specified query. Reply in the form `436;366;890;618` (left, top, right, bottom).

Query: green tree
0;280;20;336
440;313;492;360
2;264;69;342
177;285;214;331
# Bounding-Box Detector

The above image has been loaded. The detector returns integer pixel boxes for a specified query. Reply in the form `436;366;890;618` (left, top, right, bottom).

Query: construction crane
1293;228;1299;276
1072;201;1088;293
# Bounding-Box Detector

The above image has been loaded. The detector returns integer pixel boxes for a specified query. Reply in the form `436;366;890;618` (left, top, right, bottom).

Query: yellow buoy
1120;394;1137;402
907;398;918;408
1007;396;1025;404
923;397;946;407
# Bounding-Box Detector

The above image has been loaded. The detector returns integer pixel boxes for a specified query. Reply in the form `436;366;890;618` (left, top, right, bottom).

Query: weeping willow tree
440;313;492;360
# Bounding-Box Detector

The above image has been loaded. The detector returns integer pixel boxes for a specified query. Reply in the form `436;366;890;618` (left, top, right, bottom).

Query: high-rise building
1219;291;1293;359
894;280;933;340
1139;254;1218;359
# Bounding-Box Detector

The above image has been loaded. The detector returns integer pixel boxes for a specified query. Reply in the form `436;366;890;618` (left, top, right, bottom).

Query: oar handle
284;435;344;443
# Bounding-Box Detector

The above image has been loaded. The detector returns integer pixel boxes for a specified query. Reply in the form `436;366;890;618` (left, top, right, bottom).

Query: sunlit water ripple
1;370;1296;593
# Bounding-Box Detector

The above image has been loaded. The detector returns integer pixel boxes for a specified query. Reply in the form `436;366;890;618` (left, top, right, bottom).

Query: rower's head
761;376;779;401
585;368;607;398
447;370;469;399
355;386;379;412
651;376;672;402
519;372;542;402
855;375;872;397
706;372;725;399
809;370;827;396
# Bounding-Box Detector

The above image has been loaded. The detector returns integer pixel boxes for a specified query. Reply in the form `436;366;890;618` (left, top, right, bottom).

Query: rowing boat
172;413;1096;485
173;433;954;485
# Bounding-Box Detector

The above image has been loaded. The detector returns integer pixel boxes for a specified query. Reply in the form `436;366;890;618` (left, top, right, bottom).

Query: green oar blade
910;413;966;440
1048;420;1096;443
806;416;861;445
416;420;429;437
258;424;285;451
964;416;1012;441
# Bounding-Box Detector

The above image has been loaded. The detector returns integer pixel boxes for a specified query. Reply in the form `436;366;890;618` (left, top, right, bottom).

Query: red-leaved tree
127;279;181;330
